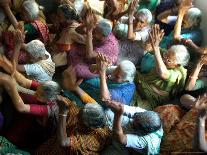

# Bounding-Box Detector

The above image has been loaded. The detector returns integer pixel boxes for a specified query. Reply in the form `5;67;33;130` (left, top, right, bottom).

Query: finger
77;78;83;86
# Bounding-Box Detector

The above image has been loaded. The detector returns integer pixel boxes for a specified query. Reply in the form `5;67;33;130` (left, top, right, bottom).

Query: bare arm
157;8;178;24
150;25;169;80
1;5;18;28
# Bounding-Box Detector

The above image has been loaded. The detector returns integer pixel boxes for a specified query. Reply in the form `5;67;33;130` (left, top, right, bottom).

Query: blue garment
64;78;136;107
140;52;155;74
160;28;203;49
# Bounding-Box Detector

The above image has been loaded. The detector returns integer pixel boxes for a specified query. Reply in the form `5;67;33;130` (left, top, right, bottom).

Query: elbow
16;104;27;113
159;72;169;80
173;35;181;42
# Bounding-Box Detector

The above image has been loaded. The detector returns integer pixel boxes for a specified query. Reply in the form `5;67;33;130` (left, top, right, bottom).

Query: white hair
186;7;202;28
137;8;152;24
22;0;40;20
169;45;190;67
119;60;136;82
25;40;46;59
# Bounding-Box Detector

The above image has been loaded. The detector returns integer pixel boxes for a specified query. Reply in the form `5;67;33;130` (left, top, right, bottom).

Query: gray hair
169;45;190;67
119;60;136;82
25;40;46;59
41;81;61;101
82;103;106;128
22;0;40;20
136;8;152;24
97;19;112;37
186;7;202;28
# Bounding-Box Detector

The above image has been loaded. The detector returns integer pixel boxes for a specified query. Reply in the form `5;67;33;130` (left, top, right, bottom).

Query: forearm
58;114;70;147
13;71;32;89
86;31;97;59
113;113;126;145
3;6;18;28
185;61;203;91
128;15;135;40
173;12;185;40
112;10;128;20
100;72;111;101
154;47;169;79
197;116;207;152
157;9;172;23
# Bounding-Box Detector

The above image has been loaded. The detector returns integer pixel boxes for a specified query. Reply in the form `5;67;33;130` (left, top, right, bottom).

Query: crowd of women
0;0;207;154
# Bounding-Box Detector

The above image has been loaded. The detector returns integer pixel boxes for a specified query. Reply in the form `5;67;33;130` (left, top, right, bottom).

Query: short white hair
186;7;202;28
25;40;46;59
119;60;136;82
136;8;152;24
169;45;190;67
22;0;40;20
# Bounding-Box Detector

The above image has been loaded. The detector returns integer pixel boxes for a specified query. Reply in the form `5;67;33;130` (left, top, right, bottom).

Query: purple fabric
68;33;119;79
0;112;4;130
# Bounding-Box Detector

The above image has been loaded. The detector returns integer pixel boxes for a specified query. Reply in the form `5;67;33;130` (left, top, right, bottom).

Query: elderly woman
50;3;86;67
0;0;49;44
160;0;202;49
137;25;190;109
65;54;136;106
68;10;119;79
9;31;55;82
102;100;163;155
0;57;61;147
114;0;152;41
35;66;111;155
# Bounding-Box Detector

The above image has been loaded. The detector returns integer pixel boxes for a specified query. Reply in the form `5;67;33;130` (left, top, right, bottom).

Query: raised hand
128;0;139;16
195;93;207;111
84;8;97;31
178;0;193;14
149;24;165;51
63;66;83;91
14;30;25;48
96;53;111;74
106;100;124;115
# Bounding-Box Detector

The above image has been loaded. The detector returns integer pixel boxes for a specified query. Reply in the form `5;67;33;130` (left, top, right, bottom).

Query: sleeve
166;69;181;83
30;80;40;90
123;105;146;118
126;134;147;150
29;104;49;117
79;92;97;104
24;64;42;77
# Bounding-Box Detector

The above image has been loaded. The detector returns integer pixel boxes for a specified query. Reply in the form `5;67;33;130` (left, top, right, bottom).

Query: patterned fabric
2;31;31;64
35;102;111;155
159;107;200;153
136;66;187;108
31;20;49;44
0;136;30;155
68;33;119;79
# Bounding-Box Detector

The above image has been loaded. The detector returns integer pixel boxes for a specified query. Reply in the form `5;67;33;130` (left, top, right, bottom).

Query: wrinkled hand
0;72;16;91
0;54;14;74
106;100;124;115
179;0;193;14
96;53;111;74
84;8;97;31
199;54;207;65
195;94;207;111
63;66;83;91
149;24;165;51
14;30;25;48
128;0;139;16
57;95;73;113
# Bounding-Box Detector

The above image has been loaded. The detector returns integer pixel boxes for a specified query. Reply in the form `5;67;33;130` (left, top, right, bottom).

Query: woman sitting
68;10;119;79
50;3;86;67
0;58;61;148
137;25;190;109
35;66;111;155
160;0;202;49
65;54;136;106
9;31;55;82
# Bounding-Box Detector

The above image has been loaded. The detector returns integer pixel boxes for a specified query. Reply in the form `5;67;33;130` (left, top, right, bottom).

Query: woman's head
112;60;136;83
163;45;190;69
93;19;112;43
134;8;152;30
133;111;161;135
183;7;202;29
21;0;40;21
82;103;106;129
35;81;61;102
57;4;81;25
25;40;46;61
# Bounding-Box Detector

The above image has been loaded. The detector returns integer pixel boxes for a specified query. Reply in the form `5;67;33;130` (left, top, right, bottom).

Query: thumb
77;79;83;86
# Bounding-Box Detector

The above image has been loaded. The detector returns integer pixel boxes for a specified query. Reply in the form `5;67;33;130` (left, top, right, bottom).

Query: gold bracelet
59;113;67;117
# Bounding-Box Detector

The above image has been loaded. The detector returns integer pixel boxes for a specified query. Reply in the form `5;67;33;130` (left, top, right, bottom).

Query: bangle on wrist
59;113;67;117
189;75;198;79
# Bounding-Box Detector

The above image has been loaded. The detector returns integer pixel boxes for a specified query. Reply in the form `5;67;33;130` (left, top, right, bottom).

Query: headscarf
58;4;81;21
